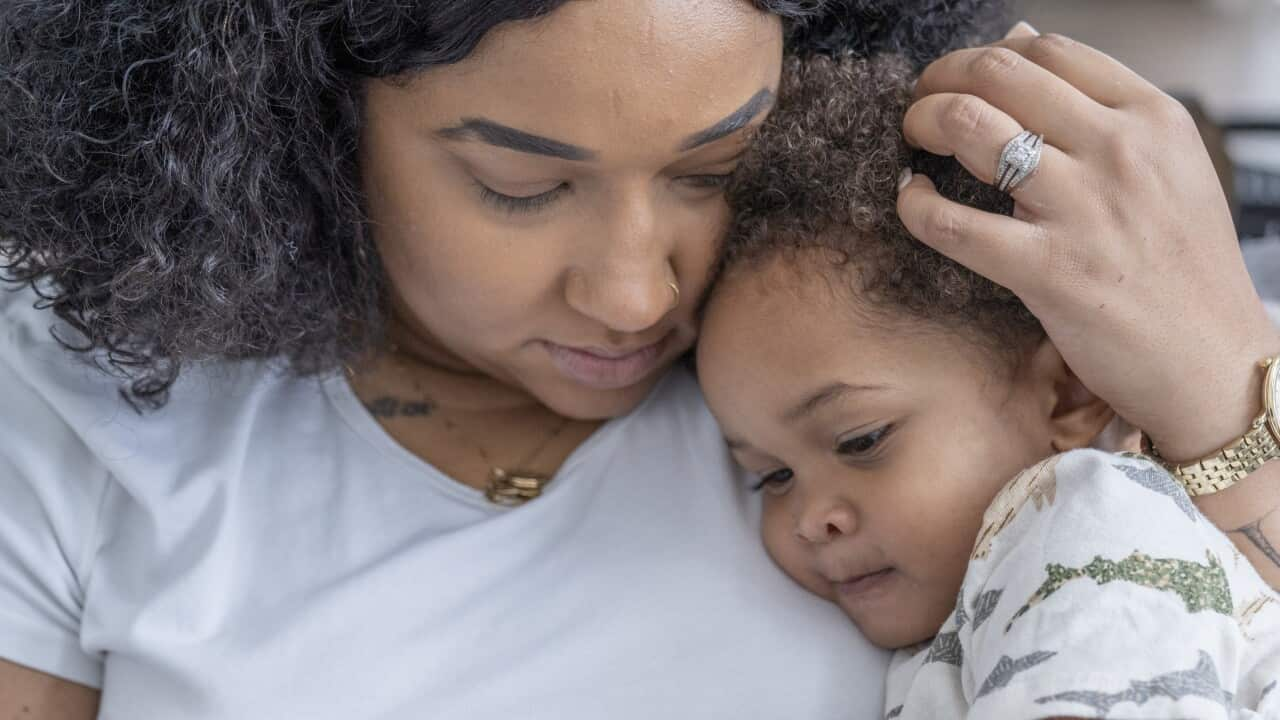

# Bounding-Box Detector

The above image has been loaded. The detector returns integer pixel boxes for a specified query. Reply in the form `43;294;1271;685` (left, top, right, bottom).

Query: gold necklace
345;344;572;507
476;415;572;507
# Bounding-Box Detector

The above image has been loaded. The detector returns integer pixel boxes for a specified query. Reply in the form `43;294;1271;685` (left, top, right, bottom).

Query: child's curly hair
721;52;1043;361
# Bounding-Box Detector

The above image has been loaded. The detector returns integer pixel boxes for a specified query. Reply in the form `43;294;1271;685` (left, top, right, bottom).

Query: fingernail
1004;20;1039;39
897;167;914;192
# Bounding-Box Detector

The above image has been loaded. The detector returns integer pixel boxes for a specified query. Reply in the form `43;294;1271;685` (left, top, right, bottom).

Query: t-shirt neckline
320;368;664;511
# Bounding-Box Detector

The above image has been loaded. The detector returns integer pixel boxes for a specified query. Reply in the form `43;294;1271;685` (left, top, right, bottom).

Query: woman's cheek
672;196;730;285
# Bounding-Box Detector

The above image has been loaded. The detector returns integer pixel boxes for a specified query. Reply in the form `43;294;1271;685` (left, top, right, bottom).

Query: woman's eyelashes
678;173;733;190
474;180;569;214
473;172;735;215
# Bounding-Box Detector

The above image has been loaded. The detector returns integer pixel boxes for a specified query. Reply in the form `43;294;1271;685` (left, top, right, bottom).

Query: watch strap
1150;410;1279;496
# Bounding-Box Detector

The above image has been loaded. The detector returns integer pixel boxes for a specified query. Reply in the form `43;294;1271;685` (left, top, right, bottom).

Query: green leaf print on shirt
1006;549;1232;633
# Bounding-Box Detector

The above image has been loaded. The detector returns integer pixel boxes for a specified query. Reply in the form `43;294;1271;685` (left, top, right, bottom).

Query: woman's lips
543;334;670;391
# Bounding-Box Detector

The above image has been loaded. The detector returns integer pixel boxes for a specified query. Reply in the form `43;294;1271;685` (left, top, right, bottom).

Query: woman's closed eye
678;173;733;190
474;180;570;214
475;174;729;215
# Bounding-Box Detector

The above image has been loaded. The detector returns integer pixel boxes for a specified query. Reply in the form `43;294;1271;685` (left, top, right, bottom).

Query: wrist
1146;330;1280;462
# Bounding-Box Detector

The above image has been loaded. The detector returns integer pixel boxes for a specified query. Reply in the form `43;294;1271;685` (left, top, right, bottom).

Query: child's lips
832;567;895;599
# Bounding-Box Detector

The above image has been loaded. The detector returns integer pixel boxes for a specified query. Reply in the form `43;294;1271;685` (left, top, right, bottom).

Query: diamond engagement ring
995;130;1044;194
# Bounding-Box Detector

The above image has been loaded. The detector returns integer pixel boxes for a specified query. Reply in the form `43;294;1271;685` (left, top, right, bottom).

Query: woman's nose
565;193;677;334
794;492;857;544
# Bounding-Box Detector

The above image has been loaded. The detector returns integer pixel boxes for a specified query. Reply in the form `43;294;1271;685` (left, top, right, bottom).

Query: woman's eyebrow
435;86;774;161
678;88;776;151
435;118;597;161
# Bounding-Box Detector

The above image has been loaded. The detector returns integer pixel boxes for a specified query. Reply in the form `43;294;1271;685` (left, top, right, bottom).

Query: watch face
1269;358;1280;440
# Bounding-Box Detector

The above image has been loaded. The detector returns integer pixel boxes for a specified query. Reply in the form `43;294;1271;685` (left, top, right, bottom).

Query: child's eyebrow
784;382;891;422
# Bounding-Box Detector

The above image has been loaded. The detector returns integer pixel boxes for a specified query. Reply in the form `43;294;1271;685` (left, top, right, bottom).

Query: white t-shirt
884;450;1280;720
0;283;888;719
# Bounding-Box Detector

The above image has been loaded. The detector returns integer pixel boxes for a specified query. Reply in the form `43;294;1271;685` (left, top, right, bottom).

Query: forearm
1195;460;1280;590
1148;323;1280;589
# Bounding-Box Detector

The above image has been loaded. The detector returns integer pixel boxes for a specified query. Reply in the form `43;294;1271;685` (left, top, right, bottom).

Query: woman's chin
530;366;676;421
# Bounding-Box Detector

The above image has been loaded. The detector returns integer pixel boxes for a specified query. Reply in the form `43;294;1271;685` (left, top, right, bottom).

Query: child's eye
750;468;794;495
836;425;893;457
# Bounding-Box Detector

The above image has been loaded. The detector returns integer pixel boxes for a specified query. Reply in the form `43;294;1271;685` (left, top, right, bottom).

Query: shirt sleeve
957;449;1279;720
0;298;110;688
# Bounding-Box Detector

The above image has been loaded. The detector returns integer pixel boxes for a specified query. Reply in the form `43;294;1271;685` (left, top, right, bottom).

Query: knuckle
944;95;990;140
1023;33;1075;65
968;47;1023;82
1104;98;1193;173
1107;132;1154;180
925;204;966;245
1151;94;1197;134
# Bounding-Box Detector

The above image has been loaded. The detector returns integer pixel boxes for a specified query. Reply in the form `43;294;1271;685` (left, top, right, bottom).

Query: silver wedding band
995;130;1044;194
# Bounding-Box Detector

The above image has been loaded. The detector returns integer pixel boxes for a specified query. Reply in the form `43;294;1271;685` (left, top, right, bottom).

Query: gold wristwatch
1146;355;1280;496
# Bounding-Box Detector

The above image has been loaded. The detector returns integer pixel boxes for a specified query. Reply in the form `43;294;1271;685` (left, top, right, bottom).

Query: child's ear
1025;338;1116;452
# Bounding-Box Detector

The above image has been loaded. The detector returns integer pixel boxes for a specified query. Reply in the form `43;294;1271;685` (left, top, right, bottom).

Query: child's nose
795;498;857;544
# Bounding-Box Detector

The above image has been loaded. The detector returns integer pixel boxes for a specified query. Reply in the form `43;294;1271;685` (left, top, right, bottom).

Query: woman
1;2;1276;718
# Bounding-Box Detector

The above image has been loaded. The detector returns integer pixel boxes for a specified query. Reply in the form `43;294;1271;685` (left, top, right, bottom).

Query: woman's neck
364;302;539;414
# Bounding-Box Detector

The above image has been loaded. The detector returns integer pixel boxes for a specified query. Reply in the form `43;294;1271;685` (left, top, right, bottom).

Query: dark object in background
1173;95;1280;240
1229;124;1280;240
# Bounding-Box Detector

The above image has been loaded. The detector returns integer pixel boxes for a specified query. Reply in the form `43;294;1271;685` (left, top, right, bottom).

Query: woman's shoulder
633;362;708;419
0;281;315;481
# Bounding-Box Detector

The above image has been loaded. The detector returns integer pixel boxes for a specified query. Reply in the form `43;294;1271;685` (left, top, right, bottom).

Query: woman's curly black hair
720;52;1043;360
0;0;1008;409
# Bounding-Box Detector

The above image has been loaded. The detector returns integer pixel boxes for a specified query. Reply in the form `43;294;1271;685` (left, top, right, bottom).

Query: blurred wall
1014;0;1280;115
1014;0;1280;170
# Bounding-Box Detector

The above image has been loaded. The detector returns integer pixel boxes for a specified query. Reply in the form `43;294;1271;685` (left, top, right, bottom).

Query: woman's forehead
378;0;783;164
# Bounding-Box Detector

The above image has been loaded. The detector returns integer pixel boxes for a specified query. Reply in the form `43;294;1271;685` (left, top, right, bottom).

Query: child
696;53;1280;720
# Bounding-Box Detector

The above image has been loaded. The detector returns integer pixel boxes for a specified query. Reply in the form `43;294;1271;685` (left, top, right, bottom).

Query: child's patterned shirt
884;449;1280;719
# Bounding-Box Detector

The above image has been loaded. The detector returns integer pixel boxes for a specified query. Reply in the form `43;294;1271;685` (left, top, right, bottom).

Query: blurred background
1016;0;1280;303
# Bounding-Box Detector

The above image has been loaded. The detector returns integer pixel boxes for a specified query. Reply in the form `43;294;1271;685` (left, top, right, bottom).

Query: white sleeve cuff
0;607;103;689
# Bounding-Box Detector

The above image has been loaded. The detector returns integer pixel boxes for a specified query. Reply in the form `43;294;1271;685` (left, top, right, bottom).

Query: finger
896;173;1046;296
988;33;1162;109
915;45;1104;151
1003;21;1038;40
903;93;1076;202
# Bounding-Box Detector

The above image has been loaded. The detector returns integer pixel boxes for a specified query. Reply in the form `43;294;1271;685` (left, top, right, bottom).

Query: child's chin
844;607;939;650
